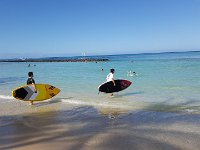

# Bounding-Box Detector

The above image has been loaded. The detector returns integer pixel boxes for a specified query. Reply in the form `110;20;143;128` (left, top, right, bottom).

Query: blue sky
0;0;200;58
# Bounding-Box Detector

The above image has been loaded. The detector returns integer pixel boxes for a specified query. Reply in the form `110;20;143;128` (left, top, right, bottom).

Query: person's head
110;69;115;74
28;72;34;77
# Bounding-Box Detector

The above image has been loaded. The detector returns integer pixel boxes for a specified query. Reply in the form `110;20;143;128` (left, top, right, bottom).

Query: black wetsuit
27;78;35;85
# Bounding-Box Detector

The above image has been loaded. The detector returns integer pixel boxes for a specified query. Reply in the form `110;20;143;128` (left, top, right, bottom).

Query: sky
0;0;200;58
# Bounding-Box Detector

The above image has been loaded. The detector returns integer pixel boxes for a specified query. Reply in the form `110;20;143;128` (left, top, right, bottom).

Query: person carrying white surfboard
27;72;37;105
106;69;116;96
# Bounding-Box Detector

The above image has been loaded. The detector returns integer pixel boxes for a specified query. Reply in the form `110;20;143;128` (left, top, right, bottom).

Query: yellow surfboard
12;84;60;101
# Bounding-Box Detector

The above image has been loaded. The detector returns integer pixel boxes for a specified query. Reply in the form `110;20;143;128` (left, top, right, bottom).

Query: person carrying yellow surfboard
27;72;37;105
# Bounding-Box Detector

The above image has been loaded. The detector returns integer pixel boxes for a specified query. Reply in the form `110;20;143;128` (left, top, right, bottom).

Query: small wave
184;109;199;113
61;99;95;105
0;77;25;84
60;98;128;109
61;98;104;107
0;95;14;100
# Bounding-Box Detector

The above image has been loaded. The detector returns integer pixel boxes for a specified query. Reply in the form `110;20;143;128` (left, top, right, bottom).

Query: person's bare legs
30;101;34;105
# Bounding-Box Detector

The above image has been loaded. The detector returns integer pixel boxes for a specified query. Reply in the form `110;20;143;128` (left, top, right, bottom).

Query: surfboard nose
127;80;132;86
54;87;61;95
45;84;61;98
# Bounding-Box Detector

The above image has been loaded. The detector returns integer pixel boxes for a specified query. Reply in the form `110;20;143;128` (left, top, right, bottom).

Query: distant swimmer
106;69;116;97
28;64;30;67
101;69;104;72
27;72;37;105
127;71;137;77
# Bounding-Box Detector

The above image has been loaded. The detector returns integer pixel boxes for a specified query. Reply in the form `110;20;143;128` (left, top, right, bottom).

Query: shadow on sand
1;105;200;150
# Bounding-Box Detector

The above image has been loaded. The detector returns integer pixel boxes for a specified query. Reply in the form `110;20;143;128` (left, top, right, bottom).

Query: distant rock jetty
0;58;109;62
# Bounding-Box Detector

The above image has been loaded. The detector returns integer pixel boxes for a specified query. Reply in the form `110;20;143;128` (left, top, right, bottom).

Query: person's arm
111;74;116;86
32;79;37;93
112;78;116;86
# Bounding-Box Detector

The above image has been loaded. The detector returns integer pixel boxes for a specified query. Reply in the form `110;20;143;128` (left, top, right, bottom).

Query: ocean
0;51;200;113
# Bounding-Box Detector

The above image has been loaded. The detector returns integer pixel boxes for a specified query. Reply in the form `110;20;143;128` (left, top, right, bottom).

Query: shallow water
0;51;200;113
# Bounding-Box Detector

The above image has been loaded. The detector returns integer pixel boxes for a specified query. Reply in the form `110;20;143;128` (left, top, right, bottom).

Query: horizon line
0;50;199;60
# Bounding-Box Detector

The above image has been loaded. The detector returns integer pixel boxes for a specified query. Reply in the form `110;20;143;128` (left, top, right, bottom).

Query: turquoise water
0;51;200;113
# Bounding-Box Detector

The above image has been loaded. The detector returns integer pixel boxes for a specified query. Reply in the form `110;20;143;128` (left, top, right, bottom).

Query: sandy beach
1;100;200;150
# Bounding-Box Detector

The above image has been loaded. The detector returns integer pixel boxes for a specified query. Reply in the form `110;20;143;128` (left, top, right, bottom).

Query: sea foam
0;95;14;100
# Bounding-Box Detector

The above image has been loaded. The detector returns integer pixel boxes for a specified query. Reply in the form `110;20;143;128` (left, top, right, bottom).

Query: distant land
0;57;109;62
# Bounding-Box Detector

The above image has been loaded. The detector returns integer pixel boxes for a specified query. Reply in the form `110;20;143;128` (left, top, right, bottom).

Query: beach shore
1;99;200;150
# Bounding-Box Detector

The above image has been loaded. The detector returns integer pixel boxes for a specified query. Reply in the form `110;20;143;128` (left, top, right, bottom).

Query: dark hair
110;69;115;73
28;72;33;77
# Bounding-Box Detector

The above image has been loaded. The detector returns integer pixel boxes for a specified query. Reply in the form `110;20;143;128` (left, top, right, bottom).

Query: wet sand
1;100;200;150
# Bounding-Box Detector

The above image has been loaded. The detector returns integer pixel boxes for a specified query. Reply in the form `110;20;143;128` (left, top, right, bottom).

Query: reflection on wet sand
98;107;129;119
